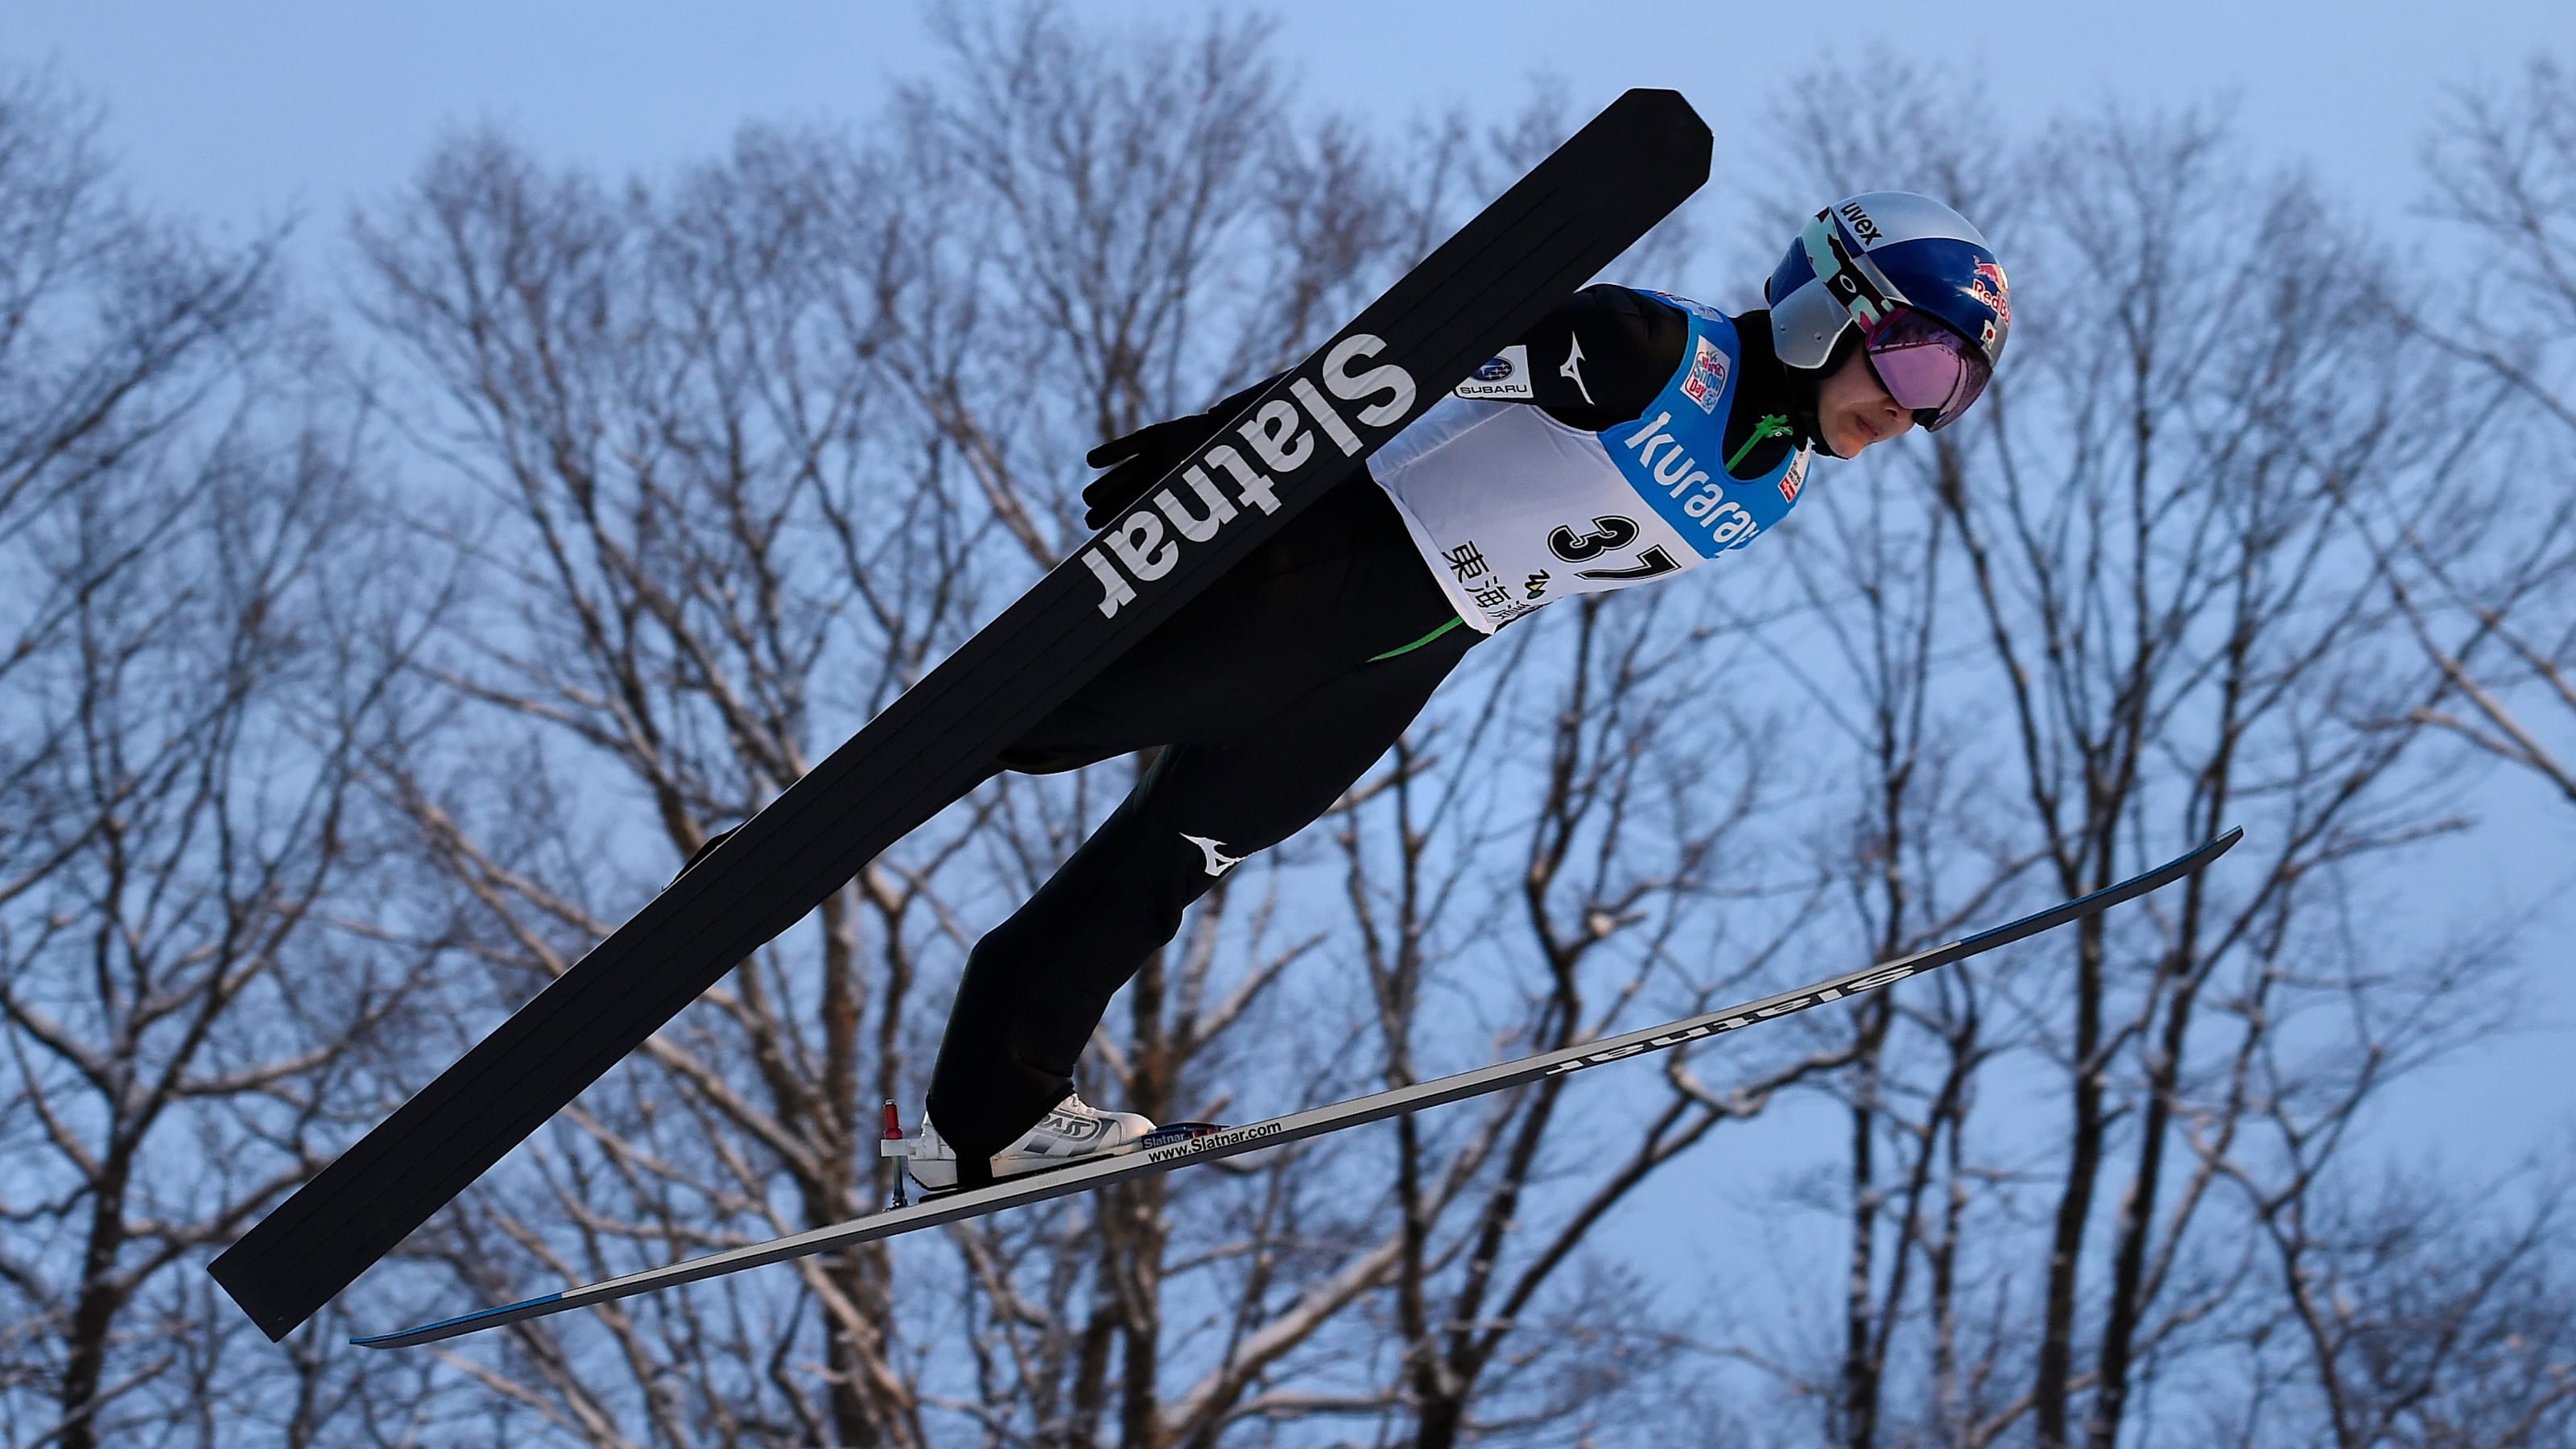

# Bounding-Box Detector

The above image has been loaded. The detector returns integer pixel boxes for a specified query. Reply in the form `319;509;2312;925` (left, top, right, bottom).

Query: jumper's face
1816;345;1913;458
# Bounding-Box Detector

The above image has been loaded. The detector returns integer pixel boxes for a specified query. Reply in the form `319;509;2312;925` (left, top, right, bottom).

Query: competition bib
1369;295;1810;632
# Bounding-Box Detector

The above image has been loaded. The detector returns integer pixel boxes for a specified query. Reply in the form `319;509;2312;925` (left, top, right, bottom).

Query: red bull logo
1970;259;2012;329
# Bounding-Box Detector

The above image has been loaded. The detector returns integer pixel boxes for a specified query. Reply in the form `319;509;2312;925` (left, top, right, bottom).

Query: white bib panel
1368;400;1691;630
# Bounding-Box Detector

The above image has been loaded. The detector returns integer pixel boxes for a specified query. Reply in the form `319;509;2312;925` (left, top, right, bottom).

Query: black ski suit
926;287;1814;1167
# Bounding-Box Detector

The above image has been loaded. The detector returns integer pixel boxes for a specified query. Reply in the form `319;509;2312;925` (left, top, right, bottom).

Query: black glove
1082;414;1226;529
1081;375;1282;530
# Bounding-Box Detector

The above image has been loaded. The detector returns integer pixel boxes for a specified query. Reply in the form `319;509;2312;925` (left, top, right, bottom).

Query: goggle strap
1800;214;1902;331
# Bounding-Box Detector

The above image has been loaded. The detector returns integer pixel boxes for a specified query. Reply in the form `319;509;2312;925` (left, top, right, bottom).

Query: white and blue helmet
1765;192;2011;431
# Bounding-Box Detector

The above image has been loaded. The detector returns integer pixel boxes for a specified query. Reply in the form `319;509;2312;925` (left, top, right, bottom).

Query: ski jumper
926;287;1817;1168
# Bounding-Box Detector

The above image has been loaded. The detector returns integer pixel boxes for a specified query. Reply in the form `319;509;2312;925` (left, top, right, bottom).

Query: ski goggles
1799;213;1994;431
1860;307;1992;431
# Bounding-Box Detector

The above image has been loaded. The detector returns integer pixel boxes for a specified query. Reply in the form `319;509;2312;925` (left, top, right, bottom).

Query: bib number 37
1549;514;1681;582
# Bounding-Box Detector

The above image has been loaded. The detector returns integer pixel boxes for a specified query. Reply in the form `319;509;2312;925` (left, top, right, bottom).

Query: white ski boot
888;1094;1160;1192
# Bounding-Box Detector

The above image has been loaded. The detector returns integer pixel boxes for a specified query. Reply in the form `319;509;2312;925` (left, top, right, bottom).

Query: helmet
1765;192;2011;431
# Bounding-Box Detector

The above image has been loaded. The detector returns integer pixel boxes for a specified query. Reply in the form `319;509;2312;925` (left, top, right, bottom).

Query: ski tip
1586;89;1712;174
1604;87;1704;129
2191;825;2247;869
2117;824;2248;892
352;1291;566;1350
2141;826;2246;877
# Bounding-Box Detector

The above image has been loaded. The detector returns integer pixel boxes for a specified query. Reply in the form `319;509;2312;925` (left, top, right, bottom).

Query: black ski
212;89;1715;1340
353;828;2241;1348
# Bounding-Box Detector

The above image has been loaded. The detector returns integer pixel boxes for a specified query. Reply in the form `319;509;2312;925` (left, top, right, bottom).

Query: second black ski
353;828;2243;1348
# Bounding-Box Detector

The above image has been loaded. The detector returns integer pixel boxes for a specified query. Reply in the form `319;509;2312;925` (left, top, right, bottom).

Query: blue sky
12;0;2572;1294
14;1;2571;246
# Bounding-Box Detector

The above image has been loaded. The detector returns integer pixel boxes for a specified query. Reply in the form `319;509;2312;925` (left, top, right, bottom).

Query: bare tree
2372;56;2576;807
0;66;277;893
1342;590;1846;1449
0;66;448;1449
2231;1161;2576;1448
345;115;969;1447
1682;65;2567;1449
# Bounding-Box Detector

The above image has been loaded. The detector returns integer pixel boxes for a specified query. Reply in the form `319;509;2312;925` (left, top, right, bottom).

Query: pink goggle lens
1863;309;1992;431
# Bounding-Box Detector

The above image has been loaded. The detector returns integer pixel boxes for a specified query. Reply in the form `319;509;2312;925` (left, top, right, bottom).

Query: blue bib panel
1604;292;1809;559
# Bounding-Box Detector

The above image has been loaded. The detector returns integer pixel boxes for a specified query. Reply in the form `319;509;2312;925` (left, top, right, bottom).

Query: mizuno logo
1183;834;1247;877
1560;335;1594;405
